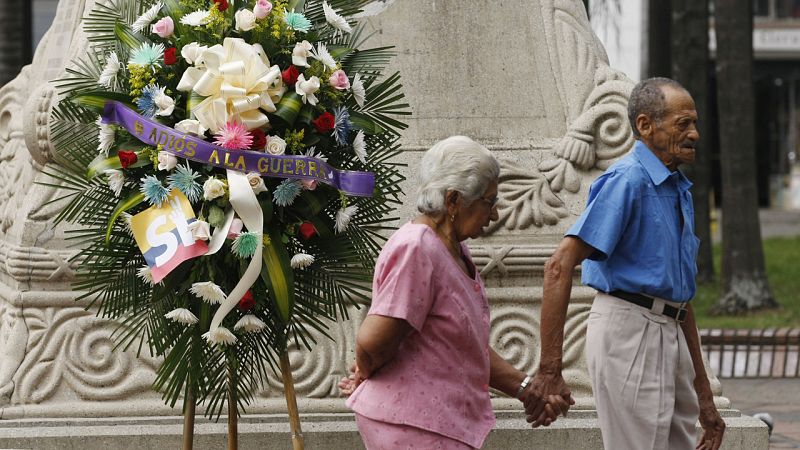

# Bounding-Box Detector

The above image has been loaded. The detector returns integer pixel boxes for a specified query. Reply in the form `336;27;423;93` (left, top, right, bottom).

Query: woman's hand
337;362;364;397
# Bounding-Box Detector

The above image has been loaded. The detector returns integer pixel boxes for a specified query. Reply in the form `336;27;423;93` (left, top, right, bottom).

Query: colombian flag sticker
131;189;209;283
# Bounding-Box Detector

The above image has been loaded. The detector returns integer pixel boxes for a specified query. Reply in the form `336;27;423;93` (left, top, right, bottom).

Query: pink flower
254;0;273;19
228;218;243;240
151;16;174;38
214;121;253;150
301;179;317;190
329;69;350;90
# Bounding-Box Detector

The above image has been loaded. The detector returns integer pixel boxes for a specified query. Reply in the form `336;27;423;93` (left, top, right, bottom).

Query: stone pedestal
0;0;769;448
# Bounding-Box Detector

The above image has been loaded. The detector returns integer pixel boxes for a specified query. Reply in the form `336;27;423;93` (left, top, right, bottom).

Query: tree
671;0;715;283
713;0;777;313
647;0;672;78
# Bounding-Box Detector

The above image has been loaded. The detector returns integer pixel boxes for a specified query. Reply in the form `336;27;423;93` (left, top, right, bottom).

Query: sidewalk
723;378;800;448
712;209;800;242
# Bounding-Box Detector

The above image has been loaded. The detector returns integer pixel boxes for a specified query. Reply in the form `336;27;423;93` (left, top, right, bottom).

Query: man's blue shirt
566;140;700;302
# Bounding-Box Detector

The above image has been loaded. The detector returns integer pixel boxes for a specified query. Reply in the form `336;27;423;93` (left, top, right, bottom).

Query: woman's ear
444;190;460;214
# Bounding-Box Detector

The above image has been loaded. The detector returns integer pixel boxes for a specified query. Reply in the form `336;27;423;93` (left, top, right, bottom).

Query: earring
450;214;455;223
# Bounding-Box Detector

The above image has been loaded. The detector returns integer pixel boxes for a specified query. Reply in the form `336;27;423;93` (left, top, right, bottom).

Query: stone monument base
0;402;769;449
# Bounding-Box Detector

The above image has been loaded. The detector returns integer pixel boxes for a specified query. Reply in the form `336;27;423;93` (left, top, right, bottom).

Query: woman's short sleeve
368;238;435;332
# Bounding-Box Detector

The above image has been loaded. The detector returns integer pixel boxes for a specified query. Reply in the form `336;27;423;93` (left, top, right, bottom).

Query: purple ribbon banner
101;101;375;197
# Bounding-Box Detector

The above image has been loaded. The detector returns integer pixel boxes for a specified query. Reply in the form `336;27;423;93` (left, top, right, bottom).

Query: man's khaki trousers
586;293;700;450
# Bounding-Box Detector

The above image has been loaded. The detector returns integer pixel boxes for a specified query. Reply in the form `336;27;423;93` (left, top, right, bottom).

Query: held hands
337;362;364;397
522;371;575;428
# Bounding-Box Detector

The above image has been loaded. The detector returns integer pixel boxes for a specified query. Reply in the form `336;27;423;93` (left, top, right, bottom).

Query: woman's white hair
416;136;500;215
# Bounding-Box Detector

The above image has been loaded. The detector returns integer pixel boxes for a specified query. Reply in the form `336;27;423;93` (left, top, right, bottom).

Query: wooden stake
227;364;238;450
280;352;304;450
182;388;195;450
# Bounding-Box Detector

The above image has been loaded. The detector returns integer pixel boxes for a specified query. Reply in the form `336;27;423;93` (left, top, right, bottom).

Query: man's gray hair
627;77;688;138
416;136;500;215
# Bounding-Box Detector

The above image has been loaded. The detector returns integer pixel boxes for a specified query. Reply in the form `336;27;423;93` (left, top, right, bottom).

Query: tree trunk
647;0;672;77
671;0;715;283
713;0;777;314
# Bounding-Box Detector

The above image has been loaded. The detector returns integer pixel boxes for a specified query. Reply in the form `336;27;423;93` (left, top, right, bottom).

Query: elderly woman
339;136;572;449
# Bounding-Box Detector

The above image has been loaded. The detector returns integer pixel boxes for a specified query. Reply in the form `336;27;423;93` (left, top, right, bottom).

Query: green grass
693;236;800;329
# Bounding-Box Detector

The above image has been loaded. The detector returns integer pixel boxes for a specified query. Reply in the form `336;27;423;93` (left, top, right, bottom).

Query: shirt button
483;383;489;391
474;283;480;292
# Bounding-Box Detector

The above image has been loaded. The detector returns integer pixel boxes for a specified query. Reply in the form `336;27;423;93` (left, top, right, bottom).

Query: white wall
589;0;645;81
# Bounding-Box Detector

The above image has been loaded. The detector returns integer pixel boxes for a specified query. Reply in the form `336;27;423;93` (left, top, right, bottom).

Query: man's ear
636;113;653;139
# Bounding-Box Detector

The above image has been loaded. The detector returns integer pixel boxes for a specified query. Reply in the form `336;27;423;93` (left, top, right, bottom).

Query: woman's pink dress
346;223;495;449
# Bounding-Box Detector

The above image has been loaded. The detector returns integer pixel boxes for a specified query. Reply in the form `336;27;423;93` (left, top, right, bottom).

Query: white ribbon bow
177;38;285;132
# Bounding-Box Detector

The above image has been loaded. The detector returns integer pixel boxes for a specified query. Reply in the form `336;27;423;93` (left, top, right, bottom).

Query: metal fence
699;328;800;378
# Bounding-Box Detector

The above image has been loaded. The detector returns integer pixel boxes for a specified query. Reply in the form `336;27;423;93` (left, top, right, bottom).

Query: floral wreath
47;0;408;427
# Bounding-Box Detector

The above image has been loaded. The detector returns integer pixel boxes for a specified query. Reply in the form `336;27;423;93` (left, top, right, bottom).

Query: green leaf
106;192;145;245
260;225;294;323
349;111;384;135
114;21;147;50
272;92;303;126
72;91;133;113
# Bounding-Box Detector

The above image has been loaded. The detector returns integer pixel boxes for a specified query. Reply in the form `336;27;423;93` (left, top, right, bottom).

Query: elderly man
526;78;727;449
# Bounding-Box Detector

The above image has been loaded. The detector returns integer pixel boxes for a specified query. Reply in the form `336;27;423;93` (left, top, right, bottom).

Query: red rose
282;65;300;85
214;0;229;11
118;150;138;168
298;221;317;240
251;129;267;150
312;112;335;134
238;290;255;311
164;47;177;65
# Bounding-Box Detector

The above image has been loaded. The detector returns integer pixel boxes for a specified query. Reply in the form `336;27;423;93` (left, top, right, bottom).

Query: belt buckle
675;302;688;323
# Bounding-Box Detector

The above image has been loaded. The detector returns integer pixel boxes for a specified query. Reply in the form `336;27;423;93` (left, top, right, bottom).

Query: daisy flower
353;130;366;164
352;73;366;108
214;121;253;150
190;281;226;304
98;52;121;89
167;164;203;203
290;253;314;269
273;179;302;206
137;266;155;286
333;106;352;146
304;146;328;162
335;205;358;233
180;10;211;26
234;315;266;333
105;169;125;197
310;43;337;71
96;117;115;155
322;1;352;33
129;42;165;70
140;175;169;206
165;308;199;325
232;231;260;259
131;1;163;33
203;327;237;345
284;9;312;32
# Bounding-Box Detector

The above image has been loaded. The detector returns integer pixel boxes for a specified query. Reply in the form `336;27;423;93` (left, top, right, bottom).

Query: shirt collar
632;140;692;191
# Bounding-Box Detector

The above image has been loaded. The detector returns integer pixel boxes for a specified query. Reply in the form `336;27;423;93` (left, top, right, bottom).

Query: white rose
203;178;226;200
235;9;257;31
295;74;320;105
247;172;268;194
157;151;178;171
154;91;175;116
187;220;211;241
266;135;286;155
181;42;207;65
292;40;313;67
175;119;208;137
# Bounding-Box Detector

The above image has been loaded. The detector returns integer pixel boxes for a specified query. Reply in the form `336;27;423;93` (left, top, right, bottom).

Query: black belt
608;290;688;322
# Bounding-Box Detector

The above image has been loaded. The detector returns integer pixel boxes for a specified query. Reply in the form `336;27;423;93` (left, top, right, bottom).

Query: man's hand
337;362;364;397
696;400;725;450
524;371;575;427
